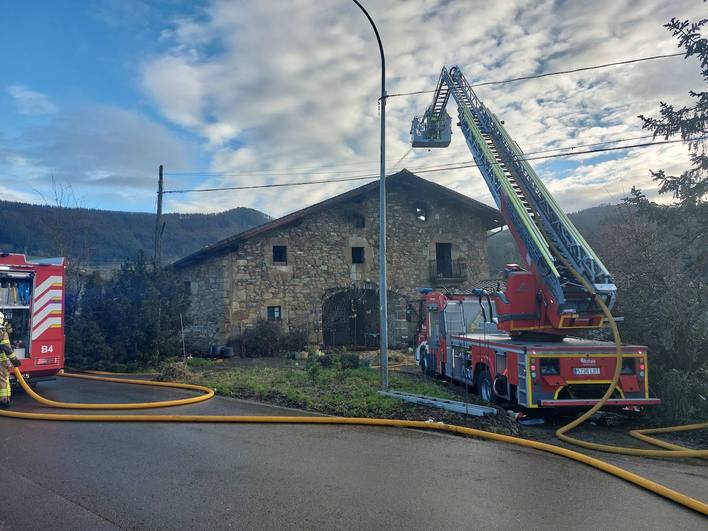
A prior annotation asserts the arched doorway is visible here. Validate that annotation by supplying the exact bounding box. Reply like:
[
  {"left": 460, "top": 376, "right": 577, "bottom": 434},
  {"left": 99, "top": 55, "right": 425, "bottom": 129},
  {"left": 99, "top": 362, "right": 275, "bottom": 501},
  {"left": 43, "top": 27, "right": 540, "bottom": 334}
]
[
  {"left": 322, "top": 286, "right": 378, "bottom": 347},
  {"left": 322, "top": 285, "right": 412, "bottom": 348}
]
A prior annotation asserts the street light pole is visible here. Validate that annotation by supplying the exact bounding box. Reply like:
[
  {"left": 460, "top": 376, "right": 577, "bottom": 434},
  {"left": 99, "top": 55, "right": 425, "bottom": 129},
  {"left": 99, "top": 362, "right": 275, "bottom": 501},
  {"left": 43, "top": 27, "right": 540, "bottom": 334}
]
[{"left": 351, "top": 0, "right": 388, "bottom": 389}]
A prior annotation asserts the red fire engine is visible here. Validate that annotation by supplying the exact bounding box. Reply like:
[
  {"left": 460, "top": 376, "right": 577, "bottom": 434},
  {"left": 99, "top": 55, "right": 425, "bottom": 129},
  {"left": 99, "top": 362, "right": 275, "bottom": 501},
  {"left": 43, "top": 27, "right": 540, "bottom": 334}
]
[
  {"left": 410, "top": 66, "right": 660, "bottom": 409},
  {"left": 1, "top": 253, "right": 66, "bottom": 385},
  {"left": 414, "top": 289, "right": 659, "bottom": 408}
]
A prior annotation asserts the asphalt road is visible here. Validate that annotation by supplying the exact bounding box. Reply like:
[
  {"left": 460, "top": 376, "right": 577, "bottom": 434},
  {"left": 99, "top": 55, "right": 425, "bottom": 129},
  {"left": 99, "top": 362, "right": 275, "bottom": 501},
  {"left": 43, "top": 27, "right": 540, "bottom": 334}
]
[{"left": 0, "top": 377, "right": 705, "bottom": 530}]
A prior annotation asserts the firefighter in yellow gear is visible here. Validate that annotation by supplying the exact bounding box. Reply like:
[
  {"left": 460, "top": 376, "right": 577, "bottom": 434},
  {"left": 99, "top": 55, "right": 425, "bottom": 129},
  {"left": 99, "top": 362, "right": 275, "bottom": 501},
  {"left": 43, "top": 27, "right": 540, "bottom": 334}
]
[{"left": 0, "top": 312, "right": 21, "bottom": 407}]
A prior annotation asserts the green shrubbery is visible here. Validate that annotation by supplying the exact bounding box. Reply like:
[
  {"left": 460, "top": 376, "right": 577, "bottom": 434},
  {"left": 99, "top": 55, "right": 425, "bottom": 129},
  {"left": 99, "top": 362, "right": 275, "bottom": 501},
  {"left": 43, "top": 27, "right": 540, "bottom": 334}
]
[
  {"left": 65, "top": 252, "right": 190, "bottom": 371},
  {"left": 650, "top": 367, "right": 708, "bottom": 425},
  {"left": 232, "top": 320, "right": 308, "bottom": 357}
]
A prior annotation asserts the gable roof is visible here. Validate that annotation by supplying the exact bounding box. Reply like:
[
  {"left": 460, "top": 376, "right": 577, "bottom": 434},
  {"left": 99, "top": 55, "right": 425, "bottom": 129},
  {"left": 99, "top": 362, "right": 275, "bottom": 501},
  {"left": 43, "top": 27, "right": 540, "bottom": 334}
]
[{"left": 172, "top": 169, "right": 502, "bottom": 269}]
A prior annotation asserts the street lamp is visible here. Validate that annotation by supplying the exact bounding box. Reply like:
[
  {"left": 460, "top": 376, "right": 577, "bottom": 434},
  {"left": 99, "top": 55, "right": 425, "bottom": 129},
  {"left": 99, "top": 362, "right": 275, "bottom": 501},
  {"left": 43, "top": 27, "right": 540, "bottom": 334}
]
[{"left": 351, "top": 0, "right": 388, "bottom": 389}]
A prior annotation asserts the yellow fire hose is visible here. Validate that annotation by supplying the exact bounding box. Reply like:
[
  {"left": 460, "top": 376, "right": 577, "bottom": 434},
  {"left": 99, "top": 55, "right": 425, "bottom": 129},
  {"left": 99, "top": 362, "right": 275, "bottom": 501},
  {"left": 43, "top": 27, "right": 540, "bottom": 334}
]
[
  {"left": 1, "top": 367, "right": 706, "bottom": 516},
  {"left": 538, "top": 230, "right": 708, "bottom": 459}
]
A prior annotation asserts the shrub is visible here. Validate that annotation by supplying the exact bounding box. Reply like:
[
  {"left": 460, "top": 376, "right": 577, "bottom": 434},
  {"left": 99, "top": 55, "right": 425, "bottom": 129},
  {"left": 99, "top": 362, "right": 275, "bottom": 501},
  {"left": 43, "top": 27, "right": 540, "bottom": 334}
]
[
  {"left": 339, "top": 352, "right": 360, "bottom": 370},
  {"left": 238, "top": 320, "right": 309, "bottom": 357},
  {"left": 650, "top": 367, "right": 708, "bottom": 424},
  {"left": 306, "top": 360, "right": 320, "bottom": 385},
  {"left": 281, "top": 328, "right": 308, "bottom": 353}
]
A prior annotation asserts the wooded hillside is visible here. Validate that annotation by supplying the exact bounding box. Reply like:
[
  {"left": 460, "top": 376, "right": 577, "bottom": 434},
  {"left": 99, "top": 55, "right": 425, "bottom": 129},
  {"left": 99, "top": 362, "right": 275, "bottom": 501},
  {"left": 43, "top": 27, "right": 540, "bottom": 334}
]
[
  {"left": 487, "top": 204, "right": 623, "bottom": 276},
  {"left": 0, "top": 201, "right": 271, "bottom": 265}
]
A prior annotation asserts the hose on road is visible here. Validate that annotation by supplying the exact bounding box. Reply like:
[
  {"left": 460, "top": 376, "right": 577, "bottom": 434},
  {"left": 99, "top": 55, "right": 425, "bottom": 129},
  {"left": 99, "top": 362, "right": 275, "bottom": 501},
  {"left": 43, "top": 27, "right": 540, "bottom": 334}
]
[
  {"left": 537, "top": 231, "right": 708, "bottom": 458},
  {"left": 1, "top": 367, "right": 706, "bottom": 516}
]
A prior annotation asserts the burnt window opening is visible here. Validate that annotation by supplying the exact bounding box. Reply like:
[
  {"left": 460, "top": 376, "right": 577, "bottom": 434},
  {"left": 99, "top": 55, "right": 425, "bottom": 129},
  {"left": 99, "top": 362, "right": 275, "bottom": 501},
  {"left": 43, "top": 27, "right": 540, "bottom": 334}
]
[
  {"left": 272, "top": 245, "right": 287, "bottom": 264},
  {"left": 267, "top": 306, "right": 282, "bottom": 321},
  {"left": 415, "top": 204, "right": 428, "bottom": 222},
  {"left": 353, "top": 214, "right": 365, "bottom": 228},
  {"left": 183, "top": 280, "right": 191, "bottom": 291},
  {"left": 352, "top": 246, "right": 365, "bottom": 264}
]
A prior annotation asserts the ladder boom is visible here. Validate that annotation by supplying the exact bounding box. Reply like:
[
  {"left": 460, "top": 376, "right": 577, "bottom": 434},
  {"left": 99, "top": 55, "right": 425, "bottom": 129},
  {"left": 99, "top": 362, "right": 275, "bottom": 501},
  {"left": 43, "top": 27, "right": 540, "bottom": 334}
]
[{"left": 411, "top": 66, "right": 617, "bottom": 334}]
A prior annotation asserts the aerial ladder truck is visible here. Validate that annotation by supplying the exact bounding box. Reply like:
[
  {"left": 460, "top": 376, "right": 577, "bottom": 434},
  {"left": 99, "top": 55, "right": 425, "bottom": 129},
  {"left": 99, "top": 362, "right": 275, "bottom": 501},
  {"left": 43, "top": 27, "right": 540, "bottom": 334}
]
[{"left": 412, "top": 66, "right": 659, "bottom": 409}]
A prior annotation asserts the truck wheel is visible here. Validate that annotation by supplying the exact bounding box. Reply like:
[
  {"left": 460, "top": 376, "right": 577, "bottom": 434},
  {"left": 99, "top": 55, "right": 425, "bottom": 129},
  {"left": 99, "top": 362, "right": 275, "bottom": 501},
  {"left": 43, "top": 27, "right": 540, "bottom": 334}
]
[{"left": 476, "top": 368, "right": 495, "bottom": 403}]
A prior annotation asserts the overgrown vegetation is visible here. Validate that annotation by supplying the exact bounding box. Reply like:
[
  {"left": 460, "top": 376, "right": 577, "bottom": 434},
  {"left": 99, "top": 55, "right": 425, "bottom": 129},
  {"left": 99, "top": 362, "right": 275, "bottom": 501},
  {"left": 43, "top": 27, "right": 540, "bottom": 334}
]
[
  {"left": 65, "top": 252, "right": 190, "bottom": 371},
  {"left": 172, "top": 355, "right": 510, "bottom": 429},
  {"left": 229, "top": 320, "right": 308, "bottom": 357},
  {"left": 605, "top": 12, "right": 707, "bottom": 423}
]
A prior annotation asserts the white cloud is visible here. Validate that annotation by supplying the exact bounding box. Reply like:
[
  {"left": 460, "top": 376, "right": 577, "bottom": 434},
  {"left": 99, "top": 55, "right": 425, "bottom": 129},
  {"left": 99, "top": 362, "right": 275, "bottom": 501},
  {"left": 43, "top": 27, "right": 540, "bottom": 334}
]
[
  {"left": 0, "top": 105, "right": 195, "bottom": 209},
  {"left": 135, "top": 0, "right": 704, "bottom": 217},
  {"left": 8, "top": 85, "right": 59, "bottom": 115}
]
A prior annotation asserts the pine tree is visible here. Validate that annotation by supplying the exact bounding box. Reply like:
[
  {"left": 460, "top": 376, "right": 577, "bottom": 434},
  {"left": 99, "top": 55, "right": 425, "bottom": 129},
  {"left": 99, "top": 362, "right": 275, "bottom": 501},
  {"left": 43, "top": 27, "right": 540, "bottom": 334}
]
[{"left": 634, "top": 11, "right": 708, "bottom": 276}]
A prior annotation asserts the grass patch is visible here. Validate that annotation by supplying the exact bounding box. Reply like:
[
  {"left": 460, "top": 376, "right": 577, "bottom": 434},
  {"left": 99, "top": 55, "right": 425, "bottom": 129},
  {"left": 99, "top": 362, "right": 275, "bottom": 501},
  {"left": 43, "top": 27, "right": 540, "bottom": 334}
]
[
  {"left": 157, "top": 355, "right": 518, "bottom": 434},
  {"left": 184, "top": 361, "right": 472, "bottom": 419}
]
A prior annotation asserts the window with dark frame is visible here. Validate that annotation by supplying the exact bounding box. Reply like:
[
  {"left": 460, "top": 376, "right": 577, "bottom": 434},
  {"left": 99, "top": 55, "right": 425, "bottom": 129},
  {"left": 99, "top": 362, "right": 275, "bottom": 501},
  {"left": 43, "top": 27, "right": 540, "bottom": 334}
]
[
  {"left": 351, "top": 246, "right": 364, "bottom": 264},
  {"left": 354, "top": 214, "right": 365, "bottom": 228},
  {"left": 272, "top": 245, "right": 287, "bottom": 264},
  {"left": 183, "top": 280, "right": 191, "bottom": 291},
  {"left": 267, "top": 306, "right": 282, "bottom": 321},
  {"left": 415, "top": 204, "right": 428, "bottom": 222}
]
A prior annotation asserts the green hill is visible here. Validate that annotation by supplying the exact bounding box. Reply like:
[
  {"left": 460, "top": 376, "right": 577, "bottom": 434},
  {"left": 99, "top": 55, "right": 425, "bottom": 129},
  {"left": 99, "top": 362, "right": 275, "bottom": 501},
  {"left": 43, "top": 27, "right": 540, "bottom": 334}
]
[
  {"left": 0, "top": 201, "right": 271, "bottom": 265},
  {"left": 487, "top": 204, "right": 625, "bottom": 276}
]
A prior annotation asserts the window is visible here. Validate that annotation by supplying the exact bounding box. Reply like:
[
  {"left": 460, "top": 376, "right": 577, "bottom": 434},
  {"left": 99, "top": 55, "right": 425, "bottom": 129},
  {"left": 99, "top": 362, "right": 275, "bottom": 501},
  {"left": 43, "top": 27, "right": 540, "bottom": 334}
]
[
  {"left": 183, "top": 280, "right": 191, "bottom": 291},
  {"left": 415, "top": 204, "right": 428, "bottom": 222},
  {"left": 351, "top": 246, "right": 364, "bottom": 264},
  {"left": 272, "top": 245, "right": 287, "bottom": 264},
  {"left": 435, "top": 242, "right": 452, "bottom": 277},
  {"left": 267, "top": 306, "right": 282, "bottom": 321},
  {"left": 353, "top": 214, "right": 365, "bottom": 228}
]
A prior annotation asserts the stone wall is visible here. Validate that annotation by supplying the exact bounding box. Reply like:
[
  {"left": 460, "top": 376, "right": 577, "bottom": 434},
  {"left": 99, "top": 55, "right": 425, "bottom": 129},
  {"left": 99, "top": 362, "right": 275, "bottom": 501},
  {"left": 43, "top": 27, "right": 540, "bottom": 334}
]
[
  {"left": 180, "top": 256, "right": 227, "bottom": 352},
  {"left": 178, "top": 182, "right": 490, "bottom": 348}
]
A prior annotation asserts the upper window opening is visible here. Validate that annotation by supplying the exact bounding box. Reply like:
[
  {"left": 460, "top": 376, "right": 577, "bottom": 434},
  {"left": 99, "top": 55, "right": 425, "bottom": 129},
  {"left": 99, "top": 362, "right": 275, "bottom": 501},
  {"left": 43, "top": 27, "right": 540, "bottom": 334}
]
[
  {"left": 415, "top": 204, "right": 428, "bottom": 222},
  {"left": 352, "top": 246, "right": 365, "bottom": 264},
  {"left": 273, "top": 245, "right": 287, "bottom": 264},
  {"left": 354, "top": 214, "right": 365, "bottom": 228},
  {"left": 267, "top": 306, "right": 282, "bottom": 321}
]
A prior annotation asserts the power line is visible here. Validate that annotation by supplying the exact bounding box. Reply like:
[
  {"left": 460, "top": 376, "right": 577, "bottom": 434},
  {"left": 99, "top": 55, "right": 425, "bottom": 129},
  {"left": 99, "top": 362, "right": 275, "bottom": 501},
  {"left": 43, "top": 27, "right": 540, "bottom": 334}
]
[
  {"left": 162, "top": 133, "right": 658, "bottom": 179},
  {"left": 400, "top": 133, "right": 658, "bottom": 173},
  {"left": 409, "top": 137, "right": 700, "bottom": 175},
  {"left": 162, "top": 136, "right": 694, "bottom": 194},
  {"left": 387, "top": 52, "right": 684, "bottom": 98}
]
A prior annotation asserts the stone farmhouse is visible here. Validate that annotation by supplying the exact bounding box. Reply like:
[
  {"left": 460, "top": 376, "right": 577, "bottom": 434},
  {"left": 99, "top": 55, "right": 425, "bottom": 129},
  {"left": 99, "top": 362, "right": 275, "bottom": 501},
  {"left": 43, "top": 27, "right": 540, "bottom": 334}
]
[{"left": 172, "top": 170, "right": 502, "bottom": 350}]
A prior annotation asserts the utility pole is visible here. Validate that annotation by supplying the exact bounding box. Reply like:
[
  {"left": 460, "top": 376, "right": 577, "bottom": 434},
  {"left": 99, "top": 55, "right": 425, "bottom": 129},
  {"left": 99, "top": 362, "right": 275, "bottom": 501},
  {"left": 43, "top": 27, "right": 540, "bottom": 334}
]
[
  {"left": 352, "top": 0, "right": 388, "bottom": 389},
  {"left": 154, "top": 164, "right": 164, "bottom": 266},
  {"left": 154, "top": 164, "right": 164, "bottom": 360}
]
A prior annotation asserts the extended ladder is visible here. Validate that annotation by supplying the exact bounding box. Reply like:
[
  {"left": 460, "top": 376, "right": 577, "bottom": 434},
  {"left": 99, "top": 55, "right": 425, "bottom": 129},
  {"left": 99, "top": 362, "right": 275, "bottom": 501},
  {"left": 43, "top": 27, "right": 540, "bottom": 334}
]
[{"left": 411, "top": 66, "right": 617, "bottom": 313}]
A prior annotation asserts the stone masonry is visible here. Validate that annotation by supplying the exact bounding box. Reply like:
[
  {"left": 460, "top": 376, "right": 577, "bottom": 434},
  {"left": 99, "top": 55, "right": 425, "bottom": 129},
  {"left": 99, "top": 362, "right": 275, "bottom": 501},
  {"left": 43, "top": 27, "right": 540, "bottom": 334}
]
[{"left": 174, "top": 171, "right": 501, "bottom": 350}]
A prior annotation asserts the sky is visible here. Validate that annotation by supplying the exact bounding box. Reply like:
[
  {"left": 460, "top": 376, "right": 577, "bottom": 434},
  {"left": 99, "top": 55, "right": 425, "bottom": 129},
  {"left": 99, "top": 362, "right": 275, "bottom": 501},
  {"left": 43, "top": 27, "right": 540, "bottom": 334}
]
[{"left": 0, "top": 0, "right": 704, "bottom": 218}]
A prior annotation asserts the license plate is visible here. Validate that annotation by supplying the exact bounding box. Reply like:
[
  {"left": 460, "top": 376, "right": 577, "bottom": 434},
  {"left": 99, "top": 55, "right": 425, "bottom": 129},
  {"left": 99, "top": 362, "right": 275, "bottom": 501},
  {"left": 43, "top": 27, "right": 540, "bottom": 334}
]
[{"left": 573, "top": 367, "right": 601, "bottom": 376}]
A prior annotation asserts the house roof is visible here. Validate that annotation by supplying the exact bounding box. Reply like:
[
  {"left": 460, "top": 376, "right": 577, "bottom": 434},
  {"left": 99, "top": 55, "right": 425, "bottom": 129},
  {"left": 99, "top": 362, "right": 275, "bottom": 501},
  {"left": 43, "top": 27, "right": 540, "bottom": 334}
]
[{"left": 172, "top": 169, "right": 502, "bottom": 269}]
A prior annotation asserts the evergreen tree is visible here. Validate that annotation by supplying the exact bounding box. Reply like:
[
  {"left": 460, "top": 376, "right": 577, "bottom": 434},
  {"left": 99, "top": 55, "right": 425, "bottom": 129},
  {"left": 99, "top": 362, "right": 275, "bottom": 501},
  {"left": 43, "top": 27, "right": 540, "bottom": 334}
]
[
  {"left": 65, "top": 252, "right": 190, "bottom": 370},
  {"left": 634, "top": 11, "right": 708, "bottom": 276}
]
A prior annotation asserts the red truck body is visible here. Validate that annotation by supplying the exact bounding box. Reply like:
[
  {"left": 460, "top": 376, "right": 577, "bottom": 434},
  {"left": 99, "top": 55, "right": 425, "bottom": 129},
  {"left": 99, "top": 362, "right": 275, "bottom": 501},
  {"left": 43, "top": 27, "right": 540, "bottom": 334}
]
[
  {"left": 415, "top": 290, "right": 659, "bottom": 409},
  {"left": 1, "top": 253, "right": 66, "bottom": 383}
]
